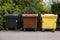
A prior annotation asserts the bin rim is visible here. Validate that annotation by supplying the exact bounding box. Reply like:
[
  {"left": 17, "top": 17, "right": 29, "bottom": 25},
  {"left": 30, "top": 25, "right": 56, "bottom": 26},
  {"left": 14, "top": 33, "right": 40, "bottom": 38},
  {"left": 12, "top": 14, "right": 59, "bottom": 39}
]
[
  {"left": 41, "top": 14, "right": 58, "bottom": 16},
  {"left": 22, "top": 14, "right": 38, "bottom": 17},
  {"left": 4, "top": 14, "right": 19, "bottom": 17}
]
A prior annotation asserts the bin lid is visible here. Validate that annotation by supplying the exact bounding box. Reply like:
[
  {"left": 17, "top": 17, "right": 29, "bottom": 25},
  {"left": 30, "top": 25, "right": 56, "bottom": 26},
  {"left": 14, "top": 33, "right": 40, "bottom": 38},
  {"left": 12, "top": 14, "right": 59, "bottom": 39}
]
[
  {"left": 41, "top": 14, "right": 58, "bottom": 16},
  {"left": 4, "top": 14, "right": 19, "bottom": 18},
  {"left": 22, "top": 14, "right": 38, "bottom": 17},
  {"left": 4, "top": 14, "right": 19, "bottom": 17}
]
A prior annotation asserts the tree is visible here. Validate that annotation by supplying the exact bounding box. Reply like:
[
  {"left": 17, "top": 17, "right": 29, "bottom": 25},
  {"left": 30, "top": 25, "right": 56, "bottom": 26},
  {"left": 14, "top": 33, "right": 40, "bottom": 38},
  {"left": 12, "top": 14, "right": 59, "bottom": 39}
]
[
  {"left": 0, "top": 0, "right": 43, "bottom": 14},
  {"left": 51, "top": 2, "right": 60, "bottom": 15},
  {"left": 42, "top": 4, "right": 51, "bottom": 13},
  {"left": 0, "top": 0, "right": 43, "bottom": 28},
  {"left": 14, "top": 0, "right": 43, "bottom": 14},
  {"left": 51, "top": 2, "right": 60, "bottom": 27}
]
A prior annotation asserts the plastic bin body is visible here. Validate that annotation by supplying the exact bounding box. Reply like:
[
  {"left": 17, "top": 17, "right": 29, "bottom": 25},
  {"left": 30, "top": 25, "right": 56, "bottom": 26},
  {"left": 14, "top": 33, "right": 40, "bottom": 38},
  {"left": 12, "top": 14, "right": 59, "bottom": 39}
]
[
  {"left": 4, "top": 14, "right": 19, "bottom": 29},
  {"left": 22, "top": 14, "right": 38, "bottom": 29},
  {"left": 41, "top": 14, "right": 58, "bottom": 30}
]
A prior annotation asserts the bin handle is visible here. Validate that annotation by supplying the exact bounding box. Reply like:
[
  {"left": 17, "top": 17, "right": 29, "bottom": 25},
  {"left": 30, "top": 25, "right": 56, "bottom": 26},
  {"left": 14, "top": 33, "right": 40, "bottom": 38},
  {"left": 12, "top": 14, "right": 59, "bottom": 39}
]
[{"left": 16, "top": 20, "right": 18, "bottom": 22}]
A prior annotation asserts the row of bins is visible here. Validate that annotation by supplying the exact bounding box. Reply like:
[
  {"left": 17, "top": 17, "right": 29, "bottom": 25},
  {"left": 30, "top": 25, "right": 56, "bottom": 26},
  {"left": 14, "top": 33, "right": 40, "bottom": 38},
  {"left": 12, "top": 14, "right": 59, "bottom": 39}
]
[{"left": 3, "top": 14, "right": 58, "bottom": 31}]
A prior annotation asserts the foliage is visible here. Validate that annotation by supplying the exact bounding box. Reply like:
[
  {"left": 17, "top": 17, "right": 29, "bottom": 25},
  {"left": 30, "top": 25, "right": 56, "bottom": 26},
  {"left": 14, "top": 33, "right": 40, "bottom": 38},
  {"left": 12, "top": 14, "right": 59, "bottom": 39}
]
[
  {"left": 42, "top": 3, "right": 51, "bottom": 13},
  {"left": 0, "top": 0, "right": 43, "bottom": 29},
  {"left": 0, "top": 15, "right": 4, "bottom": 29},
  {"left": 14, "top": 0, "right": 43, "bottom": 14},
  {"left": 51, "top": 2, "right": 60, "bottom": 15},
  {"left": 51, "top": 2, "right": 60, "bottom": 26},
  {"left": 0, "top": 0, "right": 43, "bottom": 14}
]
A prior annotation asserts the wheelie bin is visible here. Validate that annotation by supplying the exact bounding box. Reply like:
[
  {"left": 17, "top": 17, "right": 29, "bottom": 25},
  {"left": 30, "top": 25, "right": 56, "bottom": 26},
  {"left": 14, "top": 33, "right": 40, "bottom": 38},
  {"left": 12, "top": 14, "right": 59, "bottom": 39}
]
[
  {"left": 4, "top": 14, "right": 19, "bottom": 30},
  {"left": 22, "top": 14, "right": 38, "bottom": 31},
  {"left": 41, "top": 14, "right": 58, "bottom": 31}
]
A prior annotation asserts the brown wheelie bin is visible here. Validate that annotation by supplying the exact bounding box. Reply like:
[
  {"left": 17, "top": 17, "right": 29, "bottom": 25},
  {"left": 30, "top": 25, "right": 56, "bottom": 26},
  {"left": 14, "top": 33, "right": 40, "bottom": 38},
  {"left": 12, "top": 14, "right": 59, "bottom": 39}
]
[{"left": 22, "top": 14, "right": 38, "bottom": 31}]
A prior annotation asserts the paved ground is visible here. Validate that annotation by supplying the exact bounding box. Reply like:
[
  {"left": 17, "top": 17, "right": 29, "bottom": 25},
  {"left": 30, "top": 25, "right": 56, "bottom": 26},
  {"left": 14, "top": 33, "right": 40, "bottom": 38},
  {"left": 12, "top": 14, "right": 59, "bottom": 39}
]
[{"left": 0, "top": 31, "right": 60, "bottom": 40}]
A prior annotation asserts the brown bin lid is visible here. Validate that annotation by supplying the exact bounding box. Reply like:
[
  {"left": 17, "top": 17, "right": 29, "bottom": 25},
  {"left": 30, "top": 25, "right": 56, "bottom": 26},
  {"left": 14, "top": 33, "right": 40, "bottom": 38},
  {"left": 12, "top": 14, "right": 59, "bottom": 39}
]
[{"left": 22, "top": 14, "right": 38, "bottom": 17}]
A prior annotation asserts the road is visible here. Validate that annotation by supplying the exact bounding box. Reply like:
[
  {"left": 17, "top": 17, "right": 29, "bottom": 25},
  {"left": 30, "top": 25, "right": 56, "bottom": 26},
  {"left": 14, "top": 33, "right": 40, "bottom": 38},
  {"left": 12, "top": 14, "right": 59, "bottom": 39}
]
[{"left": 0, "top": 31, "right": 60, "bottom": 40}]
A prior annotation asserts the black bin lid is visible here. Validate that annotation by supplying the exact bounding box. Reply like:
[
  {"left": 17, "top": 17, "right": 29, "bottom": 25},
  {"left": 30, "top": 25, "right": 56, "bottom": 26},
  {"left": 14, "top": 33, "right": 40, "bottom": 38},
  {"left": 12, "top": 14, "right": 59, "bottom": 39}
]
[{"left": 4, "top": 14, "right": 19, "bottom": 18}]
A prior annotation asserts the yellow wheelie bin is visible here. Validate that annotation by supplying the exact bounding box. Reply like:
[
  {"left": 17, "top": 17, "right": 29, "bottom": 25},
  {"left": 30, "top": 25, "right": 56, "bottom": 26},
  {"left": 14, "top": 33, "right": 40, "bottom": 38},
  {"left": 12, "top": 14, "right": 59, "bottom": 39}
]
[{"left": 41, "top": 14, "right": 58, "bottom": 31}]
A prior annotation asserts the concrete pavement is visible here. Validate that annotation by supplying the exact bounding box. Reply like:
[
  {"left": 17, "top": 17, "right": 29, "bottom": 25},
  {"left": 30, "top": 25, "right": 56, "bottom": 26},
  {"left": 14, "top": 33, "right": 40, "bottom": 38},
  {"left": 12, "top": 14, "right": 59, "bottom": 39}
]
[{"left": 0, "top": 31, "right": 60, "bottom": 40}]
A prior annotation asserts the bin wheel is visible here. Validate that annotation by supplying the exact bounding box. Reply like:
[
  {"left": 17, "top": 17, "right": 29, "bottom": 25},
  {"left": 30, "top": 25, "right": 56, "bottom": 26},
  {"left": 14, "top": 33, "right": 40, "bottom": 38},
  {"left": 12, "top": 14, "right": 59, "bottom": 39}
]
[
  {"left": 52, "top": 29, "right": 55, "bottom": 32},
  {"left": 34, "top": 29, "right": 36, "bottom": 31},
  {"left": 6, "top": 28, "right": 8, "bottom": 31},
  {"left": 20, "top": 28, "right": 23, "bottom": 31},
  {"left": 42, "top": 29, "right": 44, "bottom": 31},
  {"left": 15, "top": 28, "right": 17, "bottom": 30},
  {"left": 24, "top": 29, "right": 26, "bottom": 31}
]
